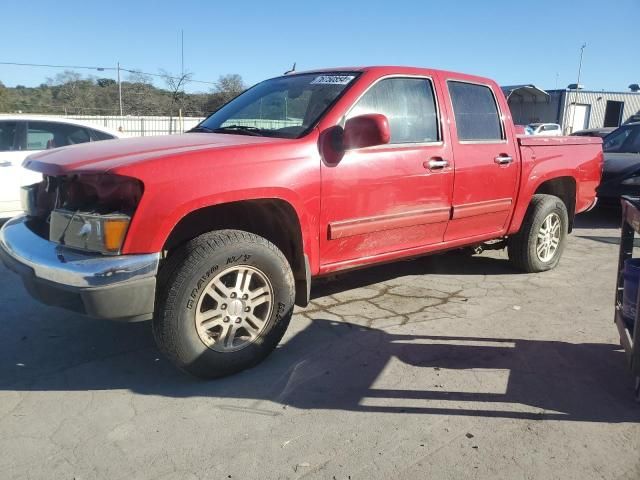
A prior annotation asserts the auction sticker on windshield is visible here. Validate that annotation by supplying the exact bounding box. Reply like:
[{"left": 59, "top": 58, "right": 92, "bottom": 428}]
[{"left": 310, "top": 75, "right": 355, "bottom": 85}]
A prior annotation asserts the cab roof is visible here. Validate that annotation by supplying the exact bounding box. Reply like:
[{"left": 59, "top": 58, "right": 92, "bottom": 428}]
[{"left": 285, "top": 66, "right": 497, "bottom": 85}]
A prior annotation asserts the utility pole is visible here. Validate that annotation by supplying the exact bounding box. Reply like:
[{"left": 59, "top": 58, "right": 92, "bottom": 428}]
[
  {"left": 181, "top": 29, "right": 184, "bottom": 77},
  {"left": 568, "top": 43, "right": 586, "bottom": 134},
  {"left": 117, "top": 62, "right": 123, "bottom": 116}
]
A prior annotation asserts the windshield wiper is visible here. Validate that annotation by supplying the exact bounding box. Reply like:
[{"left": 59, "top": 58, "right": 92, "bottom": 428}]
[
  {"left": 212, "top": 125, "right": 266, "bottom": 136},
  {"left": 188, "top": 125, "right": 214, "bottom": 133}
]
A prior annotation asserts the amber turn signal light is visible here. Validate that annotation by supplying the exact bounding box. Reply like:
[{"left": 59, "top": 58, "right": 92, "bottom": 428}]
[{"left": 104, "top": 218, "right": 131, "bottom": 252}]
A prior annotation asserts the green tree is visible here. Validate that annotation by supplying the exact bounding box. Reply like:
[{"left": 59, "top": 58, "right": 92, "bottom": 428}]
[
  {"left": 0, "top": 70, "right": 246, "bottom": 117},
  {"left": 97, "top": 78, "right": 117, "bottom": 88}
]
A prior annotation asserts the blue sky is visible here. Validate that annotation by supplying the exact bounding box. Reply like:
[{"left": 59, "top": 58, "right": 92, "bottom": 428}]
[{"left": 1, "top": 0, "right": 638, "bottom": 92}]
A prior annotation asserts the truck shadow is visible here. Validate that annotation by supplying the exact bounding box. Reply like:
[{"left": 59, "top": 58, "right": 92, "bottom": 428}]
[
  {"left": 1, "top": 242, "right": 637, "bottom": 424},
  {"left": 311, "top": 253, "right": 518, "bottom": 299},
  {"left": 1, "top": 315, "right": 638, "bottom": 424}
]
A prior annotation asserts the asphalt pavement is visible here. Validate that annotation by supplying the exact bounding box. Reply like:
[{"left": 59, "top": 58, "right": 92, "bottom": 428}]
[{"left": 1, "top": 205, "right": 639, "bottom": 480}]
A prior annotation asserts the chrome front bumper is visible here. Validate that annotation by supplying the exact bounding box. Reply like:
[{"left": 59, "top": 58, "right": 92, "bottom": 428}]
[{"left": 0, "top": 216, "right": 160, "bottom": 321}]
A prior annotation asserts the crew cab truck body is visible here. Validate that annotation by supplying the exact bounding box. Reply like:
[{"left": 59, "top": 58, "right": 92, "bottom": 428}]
[{"left": 0, "top": 67, "right": 602, "bottom": 378}]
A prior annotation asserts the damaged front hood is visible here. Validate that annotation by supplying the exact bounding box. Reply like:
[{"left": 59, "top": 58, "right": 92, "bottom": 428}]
[{"left": 23, "top": 133, "right": 290, "bottom": 176}]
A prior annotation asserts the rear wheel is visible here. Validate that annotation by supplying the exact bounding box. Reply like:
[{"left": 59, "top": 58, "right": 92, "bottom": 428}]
[
  {"left": 153, "top": 230, "right": 295, "bottom": 379},
  {"left": 508, "top": 194, "right": 569, "bottom": 273}
]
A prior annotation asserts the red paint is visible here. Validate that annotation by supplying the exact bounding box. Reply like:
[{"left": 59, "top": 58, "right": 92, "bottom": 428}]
[
  {"left": 452, "top": 199, "right": 513, "bottom": 219},
  {"left": 328, "top": 207, "right": 451, "bottom": 240},
  {"left": 24, "top": 66, "right": 603, "bottom": 277},
  {"left": 342, "top": 113, "right": 391, "bottom": 150}
]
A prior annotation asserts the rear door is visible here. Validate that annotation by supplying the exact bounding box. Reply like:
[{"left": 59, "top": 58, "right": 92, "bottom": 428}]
[
  {"left": 319, "top": 75, "right": 454, "bottom": 268},
  {"left": 442, "top": 79, "right": 519, "bottom": 241}
]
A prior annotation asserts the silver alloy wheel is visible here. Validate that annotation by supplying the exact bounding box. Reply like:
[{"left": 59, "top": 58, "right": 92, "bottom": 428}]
[
  {"left": 535, "top": 212, "right": 561, "bottom": 262},
  {"left": 195, "top": 265, "right": 274, "bottom": 352}
]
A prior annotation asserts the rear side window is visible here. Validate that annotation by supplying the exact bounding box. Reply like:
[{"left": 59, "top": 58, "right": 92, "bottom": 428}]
[
  {"left": 448, "top": 81, "right": 503, "bottom": 141},
  {"left": 0, "top": 121, "right": 18, "bottom": 152},
  {"left": 347, "top": 77, "right": 439, "bottom": 144},
  {"left": 89, "top": 129, "right": 116, "bottom": 141},
  {"left": 68, "top": 127, "right": 91, "bottom": 144}
]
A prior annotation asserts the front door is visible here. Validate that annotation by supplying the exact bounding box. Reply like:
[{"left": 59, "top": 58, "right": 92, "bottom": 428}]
[
  {"left": 319, "top": 76, "right": 454, "bottom": 270},
  {"left": 442, "top": 79, "right": 519, "bottom": 241}
]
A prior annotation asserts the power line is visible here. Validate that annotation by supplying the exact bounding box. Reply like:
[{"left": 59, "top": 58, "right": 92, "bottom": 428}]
[
  {"left": 0, "top": 61, "right": 217, "bottom": 85},
  {"left": 0, "top": 61, "right": 114, "bottom": 71}
]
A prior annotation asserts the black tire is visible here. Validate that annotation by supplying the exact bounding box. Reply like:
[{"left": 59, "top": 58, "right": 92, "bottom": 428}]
[
  {"left": 153, "top": 229, "right": 295, "bottom": 379},
  {"left": 508, "top": 194, "right": 569, "bottom": 273}
]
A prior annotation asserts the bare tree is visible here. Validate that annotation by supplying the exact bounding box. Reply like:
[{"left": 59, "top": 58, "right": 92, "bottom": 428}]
[
  {"left": 161, "top": 69, "right": 193, "bottom": 116},
  {"left": 204, "top": 74, "right": 246, "bottom": 112},
  {"left": 0, "top": 81, "right": 7, "bottom": 111},
  {"left": 46, "top": 70, "right": 97, "bottom": 114},
  {"left": 214, "top": 74, "right": 245, "bottom": 103},
  {"left": 122, "top": 71, "right": 159, "bottom": 115}
]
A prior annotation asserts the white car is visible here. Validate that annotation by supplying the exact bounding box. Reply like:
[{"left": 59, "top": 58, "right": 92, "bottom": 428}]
[
  {"left": 0, "top": 115, "right": 123, "bottom": 219},
  {"left": 526, "top": 123, "right": 563, "bottom": 136}
]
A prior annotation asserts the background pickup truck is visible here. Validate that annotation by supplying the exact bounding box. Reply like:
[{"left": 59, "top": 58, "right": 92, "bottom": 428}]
[{"left": 0, "top": 66, "right": 602, "bottom": 378}]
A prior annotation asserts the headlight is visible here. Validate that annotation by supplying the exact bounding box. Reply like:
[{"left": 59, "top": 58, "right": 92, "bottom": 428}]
[
  {"left": 50, "top": 209, "right": 131, "bottom": 255},
  {"left": 621, "top": 176, "right": 640, "bottom": 185},
  {"left": 26, "top": 173, "right": 143, "bottom": 255}
]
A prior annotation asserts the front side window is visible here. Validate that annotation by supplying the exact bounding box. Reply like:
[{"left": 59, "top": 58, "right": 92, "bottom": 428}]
[
  {"left": 448, "top": 81, "right": 503, "bottom": 141},
  {"left": 26, "top": 121, "right": 96, "bottom": 150},
  {"left": 198, "top": 72, "right": 359, "bottom": 139},
  {"left": 347, "top": 77, "right": 439, "bottom": 144},
  {"left": 0, "top": 121, "right": 18, "bottom": 152}
]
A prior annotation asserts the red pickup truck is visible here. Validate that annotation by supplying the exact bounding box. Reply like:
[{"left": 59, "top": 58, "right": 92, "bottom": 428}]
[{"left": 0, "top": 66, "right": 602, "bottom": 378}]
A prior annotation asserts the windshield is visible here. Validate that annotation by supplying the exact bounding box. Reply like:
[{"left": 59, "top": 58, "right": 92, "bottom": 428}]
[
  {"left": 195, "top": 72, "right": 360, "bottom": 139},
  {"left": 604, "top": 125, "right": 640, "bottom": 153}
]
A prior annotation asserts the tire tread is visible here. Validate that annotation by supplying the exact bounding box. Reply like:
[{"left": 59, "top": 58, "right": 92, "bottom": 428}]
[
  {"left": 154, "top": 229, "right": 294, "bottom": 378},
  {"left": 508, "top": 194, "right": 568, "bottom": 273}
]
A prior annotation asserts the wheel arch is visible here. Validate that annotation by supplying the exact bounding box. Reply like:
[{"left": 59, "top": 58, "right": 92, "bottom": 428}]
[
  {"left": 509, "top": 174, "right": 577, "bottom": 234},
  {"left": 161, "top": 198, "right": 311, "bottom": 306},
  {"left": 532, "top": 176, "right": 576, "bottom": 232}
]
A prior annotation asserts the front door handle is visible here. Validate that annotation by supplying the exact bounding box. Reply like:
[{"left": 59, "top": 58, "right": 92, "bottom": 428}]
[
  {"left": 425, "top": 158, "right": 449, "bottom": 170},
  {"left": 0, "top": 160, "right": 12, "bottom": 167},
  {"left": 494, "top": 155, "right": 513, "bottom": 165}
]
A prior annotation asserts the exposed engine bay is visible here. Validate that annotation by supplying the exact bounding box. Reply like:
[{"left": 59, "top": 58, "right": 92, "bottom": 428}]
[{"left": 23, "top": 174, "right": 143, "bottom": 254}]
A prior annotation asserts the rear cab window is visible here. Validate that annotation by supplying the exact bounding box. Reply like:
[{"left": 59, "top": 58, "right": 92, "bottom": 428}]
[{"left": 447, "top": 81, "right": 504, "bottom": 142}]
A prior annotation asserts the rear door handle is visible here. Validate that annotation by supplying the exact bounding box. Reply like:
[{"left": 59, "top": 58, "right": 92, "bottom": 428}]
[
  {"left": 494, "top": 155, "right": 513, "bottom": 165},
  {"left": 0, "top": 160, "right": 12, "bottom": 167},
  {"left": 425, "top": 158, "right": 449, "bottom": 170}
]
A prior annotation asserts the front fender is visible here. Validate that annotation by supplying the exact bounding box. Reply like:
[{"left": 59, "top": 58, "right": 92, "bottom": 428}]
[{"left": 122, "top": 186, "right": 320, "bottom": 275}]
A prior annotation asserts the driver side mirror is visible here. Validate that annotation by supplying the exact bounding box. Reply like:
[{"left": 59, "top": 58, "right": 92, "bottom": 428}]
[
  {"left": 319, "top": 113, "right": 391, "bottom": 166},
  {"left": 342, "top": 114, "right": 391, "bottom": 150}
]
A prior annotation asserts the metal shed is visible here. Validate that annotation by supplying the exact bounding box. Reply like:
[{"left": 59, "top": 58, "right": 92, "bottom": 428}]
[{"left": 503, "top": 85, "right": 640, "bottom": 134}]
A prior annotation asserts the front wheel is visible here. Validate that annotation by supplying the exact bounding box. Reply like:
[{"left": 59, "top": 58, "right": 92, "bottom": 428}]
[
  {"left": 153, "top": 230, "right": 295, "bottom": 379},
  {"left": 508, "top": 194, "right": 569, "bottom": 273}
]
